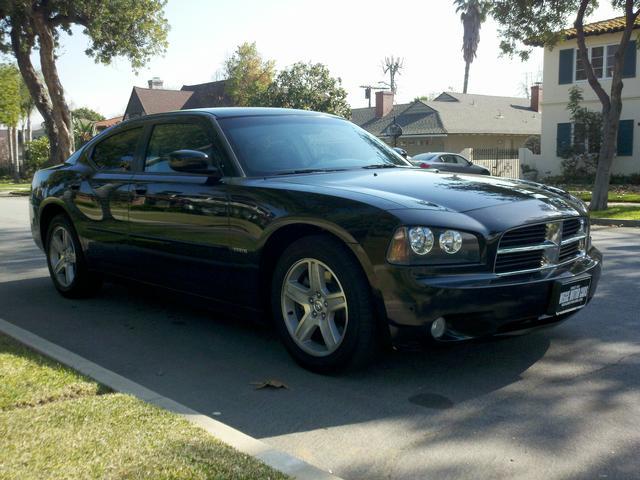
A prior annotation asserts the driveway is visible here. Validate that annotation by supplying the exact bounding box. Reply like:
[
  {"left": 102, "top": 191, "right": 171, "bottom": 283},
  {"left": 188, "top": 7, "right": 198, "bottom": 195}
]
[{"left": 1, "top": 196, "right": 639, "bottom": 479}]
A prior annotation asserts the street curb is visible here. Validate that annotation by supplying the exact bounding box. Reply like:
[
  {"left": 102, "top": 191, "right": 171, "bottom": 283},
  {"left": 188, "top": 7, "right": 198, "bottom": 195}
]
[
  {"left": 590, "top": 218, "right": 640, "bottom": 227},
  {"left": 0, "top": 318, "right": 341, "bottom": 480}
]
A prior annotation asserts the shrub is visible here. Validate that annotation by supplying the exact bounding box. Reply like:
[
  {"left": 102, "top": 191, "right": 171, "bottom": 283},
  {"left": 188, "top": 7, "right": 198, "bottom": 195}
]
[{"left": 24, "top": 136, "right": 50, "bottom": 176}]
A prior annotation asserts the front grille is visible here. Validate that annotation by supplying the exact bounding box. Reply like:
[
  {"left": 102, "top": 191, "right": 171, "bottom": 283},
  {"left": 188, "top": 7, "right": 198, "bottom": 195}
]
[
  {"left": 495, "top": 217, "right": 587, "bottom": 276},
  {"left": 499, "top": 223, "right": 547, "bottom": 248},
  {"left": 495, "top": 250, "right": 544, "bottom": 274},
  {"left": 563, "top": 218, "right": 581, "bottom": 237},
  {"left": 559, "top": 241, "right": 580, "bottom": 262}
]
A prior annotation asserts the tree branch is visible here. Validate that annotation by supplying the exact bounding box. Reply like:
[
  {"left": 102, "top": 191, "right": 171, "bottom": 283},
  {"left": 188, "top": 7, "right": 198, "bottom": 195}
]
[
  {"left": 50, "top": 13, "right": 89, "bottom": 28},
  {"left": 574, "top": 0, "right": 610, "bottom": 110}
]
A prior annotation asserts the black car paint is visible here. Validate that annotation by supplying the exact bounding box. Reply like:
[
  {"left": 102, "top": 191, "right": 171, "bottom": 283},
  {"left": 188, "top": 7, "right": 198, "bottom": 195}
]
[{"left": 30, "top": 108, "right": 601, "bottom": 343}]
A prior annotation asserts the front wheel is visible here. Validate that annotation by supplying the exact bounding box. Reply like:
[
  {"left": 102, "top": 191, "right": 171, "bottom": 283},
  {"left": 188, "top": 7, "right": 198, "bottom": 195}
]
[{"left": 271, "top": 235, "right": 377, "bottom": 372}]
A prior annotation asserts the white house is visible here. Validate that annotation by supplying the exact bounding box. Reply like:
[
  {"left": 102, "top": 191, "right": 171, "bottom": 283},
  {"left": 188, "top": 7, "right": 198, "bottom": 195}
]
[{"left": 530, "top": 16, "right": 639, "bottom": 177}]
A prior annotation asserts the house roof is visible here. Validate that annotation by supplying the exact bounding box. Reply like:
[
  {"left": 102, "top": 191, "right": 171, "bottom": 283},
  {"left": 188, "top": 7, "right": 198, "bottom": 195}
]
[
  {"left": 94, "top": 116, "right": 123, "bottom": 129},
  {"left": 131, "top": 86, "right": 194, "bottom": 115},
  {"left": 529, "top": 16, "right": 640, "bottom": 46},
  {"left": 181, "top": 80, "right": 233, "bottom": 109},
  {"left": 351, "top": 92, "right": 540, "bottom": 137}
]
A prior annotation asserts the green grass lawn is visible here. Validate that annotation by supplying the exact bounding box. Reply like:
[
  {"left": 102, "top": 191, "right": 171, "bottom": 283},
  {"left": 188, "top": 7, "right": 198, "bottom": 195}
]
[
  {"left": 590, "top": 205, "right": 640, "bottom": 220},
  {"left": 0, "top": 181, "right": 30, "bottom": 191},
  {"left": 0, "top": 334, "right": 289, "bottom": 480},
  {"left": 570, "top": 190, "right": 640, "bottom": 203}
]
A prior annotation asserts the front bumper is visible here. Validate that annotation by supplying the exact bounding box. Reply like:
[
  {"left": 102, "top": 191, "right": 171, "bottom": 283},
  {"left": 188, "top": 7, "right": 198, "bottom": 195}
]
[{"left": 379, "top": 246, "right": 602, "bottom": 343}]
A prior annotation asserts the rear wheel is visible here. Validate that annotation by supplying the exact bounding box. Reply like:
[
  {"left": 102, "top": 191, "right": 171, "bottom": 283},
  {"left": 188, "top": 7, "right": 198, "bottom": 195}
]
[
  {"left": 271, "top": 235, "right": 377, "bottom": 372},
  {"left": 45, "top": 214, "right": 102, "bottom": 298}
]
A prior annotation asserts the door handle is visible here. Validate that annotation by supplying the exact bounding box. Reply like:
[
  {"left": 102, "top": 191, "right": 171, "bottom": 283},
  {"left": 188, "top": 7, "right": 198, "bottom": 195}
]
[{"left": 134, "top": 185, "right": 147, "bottom": 195}]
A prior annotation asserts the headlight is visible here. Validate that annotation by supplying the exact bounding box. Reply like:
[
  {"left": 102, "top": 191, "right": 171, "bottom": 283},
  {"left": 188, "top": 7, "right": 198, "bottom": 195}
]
[
  {"left": 439, "top": 230, "right": 462, "bottom": 254},
  {"left": 387, "top": 226, "right": 481, "bottom": 265},
  {"left": 408, "top": 227, "right": 434, "bottom": 255}
]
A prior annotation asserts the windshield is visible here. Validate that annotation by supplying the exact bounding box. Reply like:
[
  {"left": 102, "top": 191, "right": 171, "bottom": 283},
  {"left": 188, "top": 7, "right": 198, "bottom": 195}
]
[{"left": 218, "top": 114, "right": 411, "bottom": 176}]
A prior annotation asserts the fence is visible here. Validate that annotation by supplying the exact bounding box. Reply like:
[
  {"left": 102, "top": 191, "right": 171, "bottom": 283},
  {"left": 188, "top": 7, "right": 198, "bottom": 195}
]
[{"left": 467, "top": 148, "right": 520, "bottom": 179}]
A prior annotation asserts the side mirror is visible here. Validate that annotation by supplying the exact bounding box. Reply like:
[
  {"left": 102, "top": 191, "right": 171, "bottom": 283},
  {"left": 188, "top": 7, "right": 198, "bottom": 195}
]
[
  {"left": 169, "top": 150, "right": 220, "bottom": 176},
  {"left": 392, "top": 147, "right": 408, "bottom": 159}
]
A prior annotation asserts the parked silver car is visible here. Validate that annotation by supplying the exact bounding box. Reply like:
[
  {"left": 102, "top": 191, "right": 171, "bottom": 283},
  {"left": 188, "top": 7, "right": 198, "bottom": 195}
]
[{"left": 411, "top": 152, "right": 491, "bottom": 175}]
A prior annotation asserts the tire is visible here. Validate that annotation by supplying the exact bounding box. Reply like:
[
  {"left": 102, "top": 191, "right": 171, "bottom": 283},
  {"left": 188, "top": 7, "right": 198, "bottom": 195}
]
[
  {"left": 271, "top": 235, "right": 377, "bottom": 372},
  {"left": 45, "top": 214, "right": 102, "bottom": 298}
]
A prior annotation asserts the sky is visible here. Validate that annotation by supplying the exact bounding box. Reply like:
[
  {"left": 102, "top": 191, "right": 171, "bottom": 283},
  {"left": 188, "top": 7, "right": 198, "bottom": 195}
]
[{"left": 14, "top": 0, "right": 622, "bottom": 122}]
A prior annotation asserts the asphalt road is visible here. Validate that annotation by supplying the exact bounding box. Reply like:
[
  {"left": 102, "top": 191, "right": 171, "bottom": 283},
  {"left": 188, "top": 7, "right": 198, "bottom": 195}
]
[{"left": 1, "top": 196, "right": 639, "bottom": 480}]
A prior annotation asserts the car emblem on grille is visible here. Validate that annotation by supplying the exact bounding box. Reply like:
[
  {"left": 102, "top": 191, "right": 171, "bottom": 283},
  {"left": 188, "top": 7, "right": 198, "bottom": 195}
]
[{"left": 542, "top": 221, "right": 562, "bottom": 265}]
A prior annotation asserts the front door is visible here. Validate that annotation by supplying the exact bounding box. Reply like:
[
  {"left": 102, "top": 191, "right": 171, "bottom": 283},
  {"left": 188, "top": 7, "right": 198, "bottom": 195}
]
[{"left": 127, "top": 116, "right": 231, "bottom": 300}]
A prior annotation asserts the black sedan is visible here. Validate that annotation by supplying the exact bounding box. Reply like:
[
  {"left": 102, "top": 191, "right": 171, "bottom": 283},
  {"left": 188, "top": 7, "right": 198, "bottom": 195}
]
[
  {"left": 30, "top": 108, "right": 601, "bottom": 372},
  {"left": 411, "top": 152, "right": 491, "bottom": 175}
]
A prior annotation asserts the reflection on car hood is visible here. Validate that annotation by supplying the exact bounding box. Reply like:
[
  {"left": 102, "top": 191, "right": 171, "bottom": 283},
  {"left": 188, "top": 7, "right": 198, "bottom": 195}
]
[{"left": 273, "top": 168, "right": 585, "bottom": 214}]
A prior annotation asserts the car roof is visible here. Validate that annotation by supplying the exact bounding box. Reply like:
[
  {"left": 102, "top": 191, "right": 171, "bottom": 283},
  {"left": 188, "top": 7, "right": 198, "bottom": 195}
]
[{"left": 154, "top": 107, "right": 338, "bottom": 119}]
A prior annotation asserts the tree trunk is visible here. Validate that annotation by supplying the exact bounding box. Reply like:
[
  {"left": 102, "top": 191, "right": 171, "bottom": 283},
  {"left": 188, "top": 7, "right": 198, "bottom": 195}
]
[
  {"left": 9, "top": 25, "right": 60, "bottom": 166},
  {"left": 33, "top": 12, "right": 74, "bottom": 162},
  {"left": 591, "top": 90, "right": 623, "bottom": 211},
  {"left": 7, "top": 129, "right": 14, "bottom": 178},
  {"left": 463, "top": 61, "right": 470, "bottom": 94},
  {"left": 13, "top": 127, "right": 21, "bottom": 178}
]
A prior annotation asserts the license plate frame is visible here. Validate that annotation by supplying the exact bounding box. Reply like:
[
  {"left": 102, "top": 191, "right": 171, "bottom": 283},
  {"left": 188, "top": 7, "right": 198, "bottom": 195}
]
[{"left": 549, "top": 275, "right": 591, "bottom": 315}]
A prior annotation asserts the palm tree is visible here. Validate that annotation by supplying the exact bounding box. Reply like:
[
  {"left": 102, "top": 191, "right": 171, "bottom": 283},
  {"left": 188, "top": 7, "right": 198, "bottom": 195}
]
[{"left": 454, "top": 0, "right": 490, "bottom": 94}]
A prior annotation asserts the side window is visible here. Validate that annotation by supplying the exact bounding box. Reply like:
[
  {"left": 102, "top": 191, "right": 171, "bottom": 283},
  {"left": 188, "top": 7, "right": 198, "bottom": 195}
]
[
  {"left": 92, "top": 128, "right": 142, "bottom": 171},
  {"left": 144, "top": 122, "right": 223, "bottom": 173},
  {"left": 455, "top": 155, "right": 470, "bottom": 165},
  {"left": 441, "top": 155, "right": 456, "bottom": 164}
]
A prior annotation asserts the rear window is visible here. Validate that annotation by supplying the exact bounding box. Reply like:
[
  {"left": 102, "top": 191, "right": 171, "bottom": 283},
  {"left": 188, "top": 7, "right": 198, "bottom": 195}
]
[
  {"left": 413, "top": 153, "right": 437, "bottom": 161},
  {"left": 92, "top": 128, "right": 142, "bottom": 171}
]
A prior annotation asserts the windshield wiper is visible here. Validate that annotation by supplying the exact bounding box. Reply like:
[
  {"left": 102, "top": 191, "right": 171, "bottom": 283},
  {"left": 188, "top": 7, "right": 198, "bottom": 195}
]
[
  {"left": 275, "top": 168, "right": 346, "bottom": 175},
  {"left": 362, "top": 163, "right": 398, "bottom": 169}
]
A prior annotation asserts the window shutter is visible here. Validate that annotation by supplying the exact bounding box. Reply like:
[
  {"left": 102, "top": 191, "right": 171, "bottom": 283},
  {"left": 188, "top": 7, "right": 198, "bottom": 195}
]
[
  {"left": 617, "top": 119, "right": 634, "bottom": 156},
  {"left": 559, "top": 49, "right": 574, "bottom": 84},
  {"left": 623, "top": 40, "right": 637, "bottom": 78},
  {"left": 557, "top": 123, "right": 572, "bottom": 156}
]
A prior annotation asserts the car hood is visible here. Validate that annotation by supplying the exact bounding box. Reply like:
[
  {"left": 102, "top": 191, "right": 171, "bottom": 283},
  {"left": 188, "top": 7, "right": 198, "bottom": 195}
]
[{"left": 273, "top": 168, "right": 585, "bottom": 214}]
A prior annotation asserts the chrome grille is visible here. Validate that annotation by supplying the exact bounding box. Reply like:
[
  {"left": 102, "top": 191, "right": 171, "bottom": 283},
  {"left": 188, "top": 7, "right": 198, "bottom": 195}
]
[
  {"left": 495, "top": 217, "right": 587, "bottom": 276},
  {"left": 495, "top": 250, "right": 544, "bottom": 274},
  {"left": 499, "top": 223, "right": 547, "bottom": 248}
]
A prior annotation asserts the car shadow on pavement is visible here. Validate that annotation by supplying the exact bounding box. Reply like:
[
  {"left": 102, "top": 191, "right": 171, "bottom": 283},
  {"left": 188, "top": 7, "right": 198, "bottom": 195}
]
[{"left": 0, "top": 274, "right": 550, "bottom": 433}]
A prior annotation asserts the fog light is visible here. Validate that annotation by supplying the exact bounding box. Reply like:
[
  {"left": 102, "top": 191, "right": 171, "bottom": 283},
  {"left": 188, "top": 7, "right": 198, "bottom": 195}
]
[{"left": 430, "top": 317, "right": 446, "bottom": 339}]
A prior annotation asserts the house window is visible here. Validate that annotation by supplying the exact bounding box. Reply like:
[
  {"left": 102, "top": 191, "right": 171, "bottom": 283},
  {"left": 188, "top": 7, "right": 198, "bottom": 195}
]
[
  {"left": 557, "top": 120, "right": 634, "bottom": 157},
  {"left": 606, "top": 44, "right": 618, "bottom": 77},
  {"left": 560, "top": 41, "right": 636, "bottom": 84},
  {"left": 575, "top": 44, "right": 615, "bottom": 80}
]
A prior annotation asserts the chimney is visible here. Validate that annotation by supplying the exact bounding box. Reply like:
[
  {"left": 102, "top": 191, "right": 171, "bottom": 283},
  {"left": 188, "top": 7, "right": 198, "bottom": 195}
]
[
  {"left": 530, "top": 83, "right": 542, "bottom": 113},
  {"left": 375, "top": 90, "right": 394, "bottom": 118},
  {"left": 148, "top": 77, "right": 164, "bottom": 89}
]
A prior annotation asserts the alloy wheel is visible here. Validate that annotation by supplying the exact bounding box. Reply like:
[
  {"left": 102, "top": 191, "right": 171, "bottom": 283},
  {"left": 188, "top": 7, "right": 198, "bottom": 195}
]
[
  {"left": 281, "top": 258, "right": 349, "bottom": 357},
  {"left": 48, "top": 225, "right": 77, "bottom": 288}
]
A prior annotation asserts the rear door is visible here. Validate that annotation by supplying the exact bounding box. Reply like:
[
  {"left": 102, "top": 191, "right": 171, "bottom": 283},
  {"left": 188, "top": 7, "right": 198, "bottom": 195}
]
[
  {"left": 72, "top": 126, "right": 142, "bottom": 272},
  {"left": 126, "top": 114, "right": 232, "bottom": 300}
]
